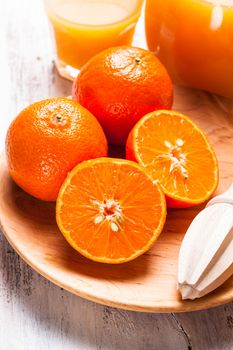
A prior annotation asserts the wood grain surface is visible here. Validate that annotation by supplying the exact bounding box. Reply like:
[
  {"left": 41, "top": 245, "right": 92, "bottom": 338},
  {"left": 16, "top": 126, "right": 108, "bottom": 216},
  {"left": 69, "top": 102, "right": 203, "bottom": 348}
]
[
  {"left": 0, "top": 0, "right": 233, "bottom": 349},
  {"left": 0, "top": 118, "right": 232, "bottom": 312}
]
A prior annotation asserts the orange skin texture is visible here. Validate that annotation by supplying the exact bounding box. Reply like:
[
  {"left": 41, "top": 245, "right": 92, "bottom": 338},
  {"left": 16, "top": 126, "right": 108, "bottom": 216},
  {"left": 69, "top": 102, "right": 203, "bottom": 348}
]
[
  {"left": 72, "top": 46, "right": 173, "bottom": 145},
  {"left": 6, "top": 98, "right": 108, "bottom": 201}
]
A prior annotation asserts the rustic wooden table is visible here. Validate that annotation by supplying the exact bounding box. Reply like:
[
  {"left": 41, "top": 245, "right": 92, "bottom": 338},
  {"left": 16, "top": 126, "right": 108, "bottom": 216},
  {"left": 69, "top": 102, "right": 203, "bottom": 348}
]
[{"left": 0, "top": 0, "right": 232, "bottom": 349}]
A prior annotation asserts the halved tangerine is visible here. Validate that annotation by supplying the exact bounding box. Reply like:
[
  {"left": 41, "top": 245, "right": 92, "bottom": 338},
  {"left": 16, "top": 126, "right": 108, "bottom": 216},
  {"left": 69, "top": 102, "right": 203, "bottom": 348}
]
[
  {"left": 56, "top": 158, "right": 166, "bottom": 263},
  {"left": 126, "top": 110, "right": 219, "bottom": 208}
]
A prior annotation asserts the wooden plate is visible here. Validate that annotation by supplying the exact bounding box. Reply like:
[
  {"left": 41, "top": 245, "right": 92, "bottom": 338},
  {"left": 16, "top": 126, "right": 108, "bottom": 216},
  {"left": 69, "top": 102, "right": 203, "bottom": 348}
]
[{"left": 0, "top": 86, "right": 233, "bottom": 313}]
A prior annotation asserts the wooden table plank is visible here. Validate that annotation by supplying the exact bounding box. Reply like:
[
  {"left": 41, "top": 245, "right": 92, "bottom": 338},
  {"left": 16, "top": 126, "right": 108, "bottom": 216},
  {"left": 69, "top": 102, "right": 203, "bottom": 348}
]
[{"left": 0, "top": 0, "right": 232, "bottom": 349}]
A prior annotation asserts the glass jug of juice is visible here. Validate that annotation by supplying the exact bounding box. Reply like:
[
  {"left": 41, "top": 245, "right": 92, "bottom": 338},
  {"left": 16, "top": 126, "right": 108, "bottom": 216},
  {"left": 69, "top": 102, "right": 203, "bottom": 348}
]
[
  {"left": 145, "top": 0, "right": 233, "bottom": 99},
  {"left": 45, "top": 0, "right": 143, "bottom": 80}
]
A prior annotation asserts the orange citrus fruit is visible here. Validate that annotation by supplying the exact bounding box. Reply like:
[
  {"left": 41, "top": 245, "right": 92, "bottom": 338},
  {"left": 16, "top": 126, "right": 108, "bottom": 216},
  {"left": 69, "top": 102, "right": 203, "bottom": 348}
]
[
  {"left": 6, "top": 98, "right": 108, "bottom": 201},
  {"left": 72, "top": 46, "right": 173, "bottom": 145},
  {"left": 56, "top": 158, "right": 166, "bottom": 263},
  {"left": 126, "top": 110, "right": 219, "bottom": 208}
]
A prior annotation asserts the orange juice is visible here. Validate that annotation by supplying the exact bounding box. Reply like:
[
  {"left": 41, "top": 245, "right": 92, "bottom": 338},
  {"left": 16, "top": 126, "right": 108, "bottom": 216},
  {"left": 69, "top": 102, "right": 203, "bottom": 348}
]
[
  {"left": 45, "top": 0, "right": 142, "bottom": 79},
  {"left": 145, "top": 0, "right": 233, "bottom": 99}
]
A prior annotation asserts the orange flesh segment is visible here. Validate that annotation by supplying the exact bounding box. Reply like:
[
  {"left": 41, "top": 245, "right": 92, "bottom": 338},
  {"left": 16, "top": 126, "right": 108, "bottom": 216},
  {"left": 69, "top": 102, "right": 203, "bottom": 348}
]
[
  {"left": 133, "top": 111, "right": 218, "bottom": 203},
  {"left": 56, "top": 158, "right": 166, "bottom": 263}
]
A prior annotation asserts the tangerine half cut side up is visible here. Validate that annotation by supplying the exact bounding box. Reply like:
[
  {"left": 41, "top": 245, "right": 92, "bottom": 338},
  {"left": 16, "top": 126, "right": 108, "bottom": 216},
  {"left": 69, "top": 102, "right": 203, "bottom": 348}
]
[
  {"left": 126, "top": 110, "right": 219, "bottom": 208},
  {"left": 56, "top": 158, "right": 166, "bottom": 263}
]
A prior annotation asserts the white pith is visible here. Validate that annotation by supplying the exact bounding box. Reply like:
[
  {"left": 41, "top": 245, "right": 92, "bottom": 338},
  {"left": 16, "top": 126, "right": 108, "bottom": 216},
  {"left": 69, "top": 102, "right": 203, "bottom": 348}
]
[
  {"left": 164, "top": 139, "right": 188, "bottom": 179},
  {"left": 92, "top": 199, "right": 123, "bottom": 232}
]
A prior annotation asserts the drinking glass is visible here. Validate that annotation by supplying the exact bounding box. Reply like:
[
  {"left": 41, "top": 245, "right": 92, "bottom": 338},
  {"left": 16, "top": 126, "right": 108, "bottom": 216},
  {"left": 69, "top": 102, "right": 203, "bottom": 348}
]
[{"left": 45, "top": 0, "right": 143, "bottom": 80}]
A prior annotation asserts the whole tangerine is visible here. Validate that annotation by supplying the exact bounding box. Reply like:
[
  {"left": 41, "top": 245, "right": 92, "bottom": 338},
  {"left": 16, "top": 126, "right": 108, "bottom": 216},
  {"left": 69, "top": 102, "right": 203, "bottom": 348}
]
[
  {"left": 73, "top": 46, "right": 173, "bottom": 145},
  {"left": 6, "top": 97, "right": 108, "bottom": 201}
]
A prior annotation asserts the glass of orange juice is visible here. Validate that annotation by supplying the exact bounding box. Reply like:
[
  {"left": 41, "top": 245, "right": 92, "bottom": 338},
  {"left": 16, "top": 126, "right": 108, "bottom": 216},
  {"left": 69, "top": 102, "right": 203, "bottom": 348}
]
[
  {"left": 44, "top": 0, "right": 143, "bottom": 80},
  {"left": 145, "top": 0, "right": 233, "bottom": 99}
]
